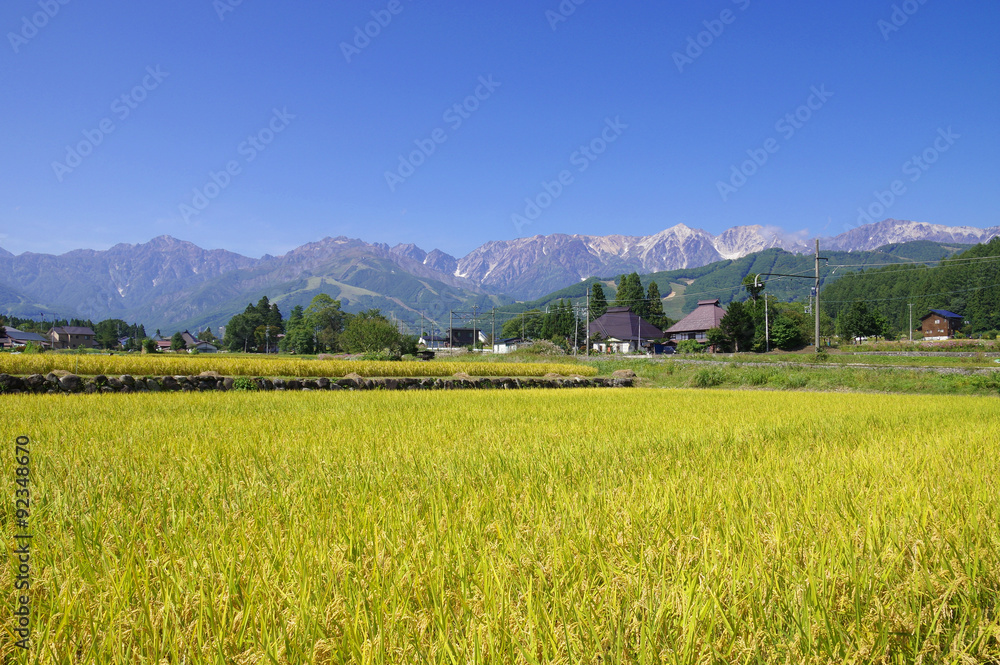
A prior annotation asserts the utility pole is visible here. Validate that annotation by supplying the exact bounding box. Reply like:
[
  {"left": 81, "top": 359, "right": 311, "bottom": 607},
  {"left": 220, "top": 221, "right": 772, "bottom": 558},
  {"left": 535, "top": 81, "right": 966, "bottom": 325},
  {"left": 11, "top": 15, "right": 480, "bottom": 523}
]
[
  {"left": 765, "top": 294, "right": 770, "bottom": 353},
  {"left": 491, "top": 308, "right": 495, "bottom": 352},
  {"left": 449, "top": 311, "right": 453, "bottom": 349},
  {"left": 755, "top": 275, "right": 769, "bottom": 353},
  {"left": 573, "top": 303, "right": 578, "bottom": 355},
  {"left": 908, "top": 303, "right": 913, "bottom": 341},
  {"left": 472, "top": 304, "right": 478, "bottom": 351},
  {"left": 814, "top": 239, "right": 823, "bottom": 352},
  {"left": 586, "top": 286, "right": 590, "bottom": 357}
]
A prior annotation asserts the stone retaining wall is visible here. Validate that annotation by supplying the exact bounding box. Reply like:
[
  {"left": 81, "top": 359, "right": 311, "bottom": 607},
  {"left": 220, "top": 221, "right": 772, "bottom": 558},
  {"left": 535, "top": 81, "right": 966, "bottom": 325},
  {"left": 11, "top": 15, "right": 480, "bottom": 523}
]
[{"left": 0, "top": 373, "right": 633, "bottom": 395}]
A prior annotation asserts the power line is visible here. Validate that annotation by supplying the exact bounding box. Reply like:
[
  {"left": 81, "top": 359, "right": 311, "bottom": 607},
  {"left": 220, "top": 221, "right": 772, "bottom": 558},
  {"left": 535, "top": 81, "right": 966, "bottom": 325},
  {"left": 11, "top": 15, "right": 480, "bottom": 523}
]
[
  {"left": 827, "top": 253, "right": 1000, "bottom": 269},
  {"left": 822, "top": 281, "right": 1000, "bottom": 304}
]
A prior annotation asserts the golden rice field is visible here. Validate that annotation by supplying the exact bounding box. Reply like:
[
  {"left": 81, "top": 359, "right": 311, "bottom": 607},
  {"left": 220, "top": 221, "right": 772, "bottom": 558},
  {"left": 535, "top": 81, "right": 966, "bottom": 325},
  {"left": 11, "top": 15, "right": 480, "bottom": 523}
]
[
  {"left": 2, "top": 389, "right": 999, "bottom": 663},
  {"left": 0, "top": 354, "right": 595, "bottom": 379}
]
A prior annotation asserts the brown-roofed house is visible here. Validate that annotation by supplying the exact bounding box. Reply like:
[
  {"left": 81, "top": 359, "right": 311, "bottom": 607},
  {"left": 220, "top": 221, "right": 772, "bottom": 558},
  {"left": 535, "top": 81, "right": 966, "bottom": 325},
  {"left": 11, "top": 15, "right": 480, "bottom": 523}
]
[
  {"left": 48, "top": 325, "right": 98, "bottom": 350},
  {"left": 180, "top": 330, "right": 218, "bottom": 353},
  {"left": 664, "top": 299, "right": 727, "bottom": 343},
  {"left": 588, "top": 307, "right": 663, "bottom": 353}
]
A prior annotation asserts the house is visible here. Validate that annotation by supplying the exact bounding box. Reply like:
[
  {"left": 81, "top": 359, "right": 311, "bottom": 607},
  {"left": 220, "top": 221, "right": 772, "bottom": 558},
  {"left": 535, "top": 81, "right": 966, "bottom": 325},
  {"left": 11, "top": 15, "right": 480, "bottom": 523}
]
[
  {"left": 920, "top": 309, "right": 963, "bottom": 340},
  {"left": 664, "top": 299, "right": 727, "bottom": 344},
  {"left": 419, "top": 335, "right": 449, "bottom": 350},
  {"left": 588, "top": 307, "right": 663, "bottom": 353},
  {"left": 447, "top": 328, "right": 489, "bottom": 347},
  {"left": 155, "top": 339, "right": 173, "bottom": 351},
  {"left": 0, "top": 327, "right": 50, "bottom": 350},
  {"left": 492, "top": 337, "right": 526, "bottom": 354},
  {"left": 180, "top": 331, "right": 218, "bottom": 353},
  {"left": 48, "top": 325, "right": 98, "bottom": 349}
]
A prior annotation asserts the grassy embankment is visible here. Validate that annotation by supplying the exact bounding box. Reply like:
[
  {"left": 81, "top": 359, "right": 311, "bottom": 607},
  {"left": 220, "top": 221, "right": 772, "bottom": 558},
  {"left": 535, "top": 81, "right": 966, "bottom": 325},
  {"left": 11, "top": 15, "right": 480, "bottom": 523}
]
[{"left": 590, "top": 358, "right": 1000, "bottom": 396}]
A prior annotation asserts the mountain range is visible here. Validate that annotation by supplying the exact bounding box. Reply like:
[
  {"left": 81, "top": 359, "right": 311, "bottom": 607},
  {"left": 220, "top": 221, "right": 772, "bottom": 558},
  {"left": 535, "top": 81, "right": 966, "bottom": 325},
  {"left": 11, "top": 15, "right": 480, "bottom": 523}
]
[{"left": 1, "top": 219, "right": 997, "bottom": 331}]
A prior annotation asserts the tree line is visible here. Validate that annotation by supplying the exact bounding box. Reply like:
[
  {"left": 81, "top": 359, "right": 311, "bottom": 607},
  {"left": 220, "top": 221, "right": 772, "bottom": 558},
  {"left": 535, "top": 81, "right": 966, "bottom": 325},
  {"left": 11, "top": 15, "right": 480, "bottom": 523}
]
[
  {"left": 222, "top": 294, "right": 417, "bottom": 357},
  {"left": 0, "top": 315, "right": 147, "bottom": 350},
  {"left": 820, "top": 237, "right": 1000, "bottom": 338}
]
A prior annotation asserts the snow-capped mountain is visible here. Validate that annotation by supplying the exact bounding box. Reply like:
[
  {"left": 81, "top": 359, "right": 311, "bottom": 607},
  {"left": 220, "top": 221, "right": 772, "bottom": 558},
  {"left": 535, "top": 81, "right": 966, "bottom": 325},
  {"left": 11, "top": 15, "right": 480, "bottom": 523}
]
[{"left": 2, "top": 219, "right": 997, "bottom": 325}]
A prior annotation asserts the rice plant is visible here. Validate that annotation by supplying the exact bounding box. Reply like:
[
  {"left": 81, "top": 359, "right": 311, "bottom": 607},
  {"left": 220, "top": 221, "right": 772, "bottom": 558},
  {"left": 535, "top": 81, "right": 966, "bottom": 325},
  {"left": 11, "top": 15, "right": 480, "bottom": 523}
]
[
  {"left": 0, "top": 354, "right": 595, "bottom": 379},
  {"left": 2, "top": 389, "right": 998, "bottom": 663}
]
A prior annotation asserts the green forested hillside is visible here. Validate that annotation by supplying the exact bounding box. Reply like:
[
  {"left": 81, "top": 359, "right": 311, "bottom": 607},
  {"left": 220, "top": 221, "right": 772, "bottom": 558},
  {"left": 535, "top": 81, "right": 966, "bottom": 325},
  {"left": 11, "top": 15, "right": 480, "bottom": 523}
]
[
  {"left": 493, "top": 241, "right": 966, "bottom": 323},
  {"left": 820, "top": 238, "right": 1000, "bottom": 335}
]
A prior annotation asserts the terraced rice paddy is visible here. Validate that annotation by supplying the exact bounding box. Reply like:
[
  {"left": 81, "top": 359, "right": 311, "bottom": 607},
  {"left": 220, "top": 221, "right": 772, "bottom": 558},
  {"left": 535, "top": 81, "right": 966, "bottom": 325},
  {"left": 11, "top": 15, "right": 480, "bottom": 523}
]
[
  {"left": 0, "top": 354, "right": 594, "bottom": 379},
  {"left": 2, "top": 389, "right": 998, "bottom": 663}
]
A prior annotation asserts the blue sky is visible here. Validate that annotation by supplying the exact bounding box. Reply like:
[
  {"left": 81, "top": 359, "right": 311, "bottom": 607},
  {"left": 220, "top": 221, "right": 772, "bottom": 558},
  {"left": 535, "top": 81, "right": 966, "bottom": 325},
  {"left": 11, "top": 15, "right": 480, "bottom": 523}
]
[{"left": 2, "top": 0, "right": 997, "bottom": 259}]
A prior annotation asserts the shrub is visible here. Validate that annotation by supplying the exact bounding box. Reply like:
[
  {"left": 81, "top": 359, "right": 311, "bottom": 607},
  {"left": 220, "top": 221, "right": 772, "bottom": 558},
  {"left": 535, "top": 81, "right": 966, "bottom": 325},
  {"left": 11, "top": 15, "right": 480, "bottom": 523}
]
[
  {"left": 514, "top": 340, "right": 566, "bottom": 356},
  {"left": 740, "top": 368, "right": 771, "bottom": 386},
  {"left": 231, "top": 377, "right": 257, "bottom": 392},
  {"left": 361, "top": 350, "right": 400, "bottom": 362},
  {"left": 676, "top": 340, "right": 707, "bottom": 354},
  {"left": 691, "top": 366, "right": 727, "bottom": 388}
]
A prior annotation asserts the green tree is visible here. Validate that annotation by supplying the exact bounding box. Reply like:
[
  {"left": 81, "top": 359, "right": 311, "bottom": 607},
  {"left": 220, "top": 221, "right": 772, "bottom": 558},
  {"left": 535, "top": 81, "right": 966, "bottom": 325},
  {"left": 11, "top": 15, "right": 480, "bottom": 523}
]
[
  {"left": 170, "top": 331, "right": 185, "bottom": 351},
  {"left": 743, "top": 274, "right": 765, "bottom": 301},
  {"left": 646, "top": 281, "right": 670, "bottom": 332},
  {"left": 590, "top": 282, "right": 608, "bottom": 320},
  {"left": 197, "top": 328, "right": 219, "bottom": 344},
  {"left": 770, "top": 313, "right": 805, "bottom": 350},
  {"left": 223, "top": 305, "right": 260, "bottom": 352},
  {"left": 837, "top": 301, "right": 892, "bottom": 343},
  {"left": 340, "top": 309, "right": 403, "bottom": 354},
  {"left": 305, "top": 294, "right": 346, "bottom": 352},
  {"left": 501, "top": 309, "right": 544, "bottom": 340},
  {"left": 614, "top": 273, "right": 647, "bottom": 318},
  {"left": 280, "top": 305, "right": 314, "bottom": 354},
  {"left": 94, "top": 319, "right": 129, "bottom": 349},
  {"left": 714, "top": 300, "right": 755, "bottom": 352}
]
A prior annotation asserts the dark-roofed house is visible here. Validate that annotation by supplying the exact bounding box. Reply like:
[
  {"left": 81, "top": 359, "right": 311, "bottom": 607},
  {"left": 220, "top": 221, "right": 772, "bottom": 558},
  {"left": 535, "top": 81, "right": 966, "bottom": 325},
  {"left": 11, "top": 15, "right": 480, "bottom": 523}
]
[
  {"left": 0, "top": 327, "right": 50, "bottom": 350},
  {"left": 447, "top": 328, "right": 489, "bottom": 348},
  {"left": 920, "top": 309, "right": 963, "bottom": 341},
  {"left": 180, "top": 331, "right": 218, "bottom": 353},
  {"left": 588, "top": 307, "right": 664, "bottom": 354},
  {"left": 664, "top": 299, "right": 727, "bottom": 344},
  {"left": 48, "top": 325, "right": 98, "bottom": 349}
]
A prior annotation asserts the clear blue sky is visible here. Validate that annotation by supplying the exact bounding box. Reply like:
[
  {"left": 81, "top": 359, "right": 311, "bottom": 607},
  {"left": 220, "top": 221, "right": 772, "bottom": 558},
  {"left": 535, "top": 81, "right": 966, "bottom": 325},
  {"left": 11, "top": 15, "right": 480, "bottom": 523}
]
[{"left": 2, "top": 0, "right": 997, "bottom": 258}]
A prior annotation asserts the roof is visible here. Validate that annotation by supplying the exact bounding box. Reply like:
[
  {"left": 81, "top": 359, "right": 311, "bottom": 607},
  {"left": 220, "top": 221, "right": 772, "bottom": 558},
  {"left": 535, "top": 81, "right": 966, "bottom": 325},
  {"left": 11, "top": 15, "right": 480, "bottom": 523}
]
[
  {"left": 1, "top": 327, "right": 49, "bottom": 343},
  {"left": 588, "top": 307, "right": 663, "bottom": 342},
  {"left": 180, "top": 331, "right": 199, "bottom": 346},
  {"left": 51, "top": 326, "right": 95, "bottom": 336},
  {"left": 665, "top": 299, "right": 727, "bottom": 334},
  {"left": 921, "top": 309, "right": 962, "bottom": 320},
  {"left": 494, "top": 338, "right": 524, "bottom": 344}
]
